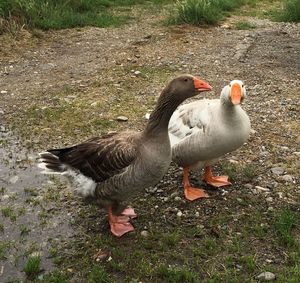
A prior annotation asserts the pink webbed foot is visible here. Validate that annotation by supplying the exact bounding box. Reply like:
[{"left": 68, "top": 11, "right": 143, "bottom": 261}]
[{"left": 108, "top": 207, "right": 137, "bottom": 237}]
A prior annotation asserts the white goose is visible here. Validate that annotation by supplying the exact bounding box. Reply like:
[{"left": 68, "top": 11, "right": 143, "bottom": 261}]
[{"left": 169, "top": 80, "right": 251, "bottom": 201}]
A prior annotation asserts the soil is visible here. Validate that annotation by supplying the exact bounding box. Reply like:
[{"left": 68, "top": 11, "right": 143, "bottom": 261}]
[{"left": 0, "top": 6, "right": 299, "bottom": 283}]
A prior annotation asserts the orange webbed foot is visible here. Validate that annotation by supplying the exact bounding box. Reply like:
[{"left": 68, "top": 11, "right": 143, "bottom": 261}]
[
  {"left": 204, "top": 175, "right": 231, "bottom": 187},
  {"left": 184, "top": 186, "right": 209, "bottom": 201}
]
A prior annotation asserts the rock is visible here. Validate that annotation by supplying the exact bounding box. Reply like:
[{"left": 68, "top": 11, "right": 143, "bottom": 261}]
[
  {"left": 116, "top": 116, "right": 128, "bottom": 122},
  {"left": 9, "top": 176, "right": 19, "bottom": 184},
  {"left": 244, "top": 183, "right": 253, "bottom": 190},
  {"left": 1, "top": 90, "right": 8, "bottom": 94},
  {"left": 237, "top": 198, "right": 243, "bottom": 203},
  {"left": 256, "top": 271, "right": 276, "bottom": 281},
  {"left": 255, "top": 186, "right": 270, "bottom": 192},
  {"left": 177, "top": 211, "right": 183, "bottom": 217},
  {"left": 141, "top": 230, "right": 149, "bottom": 238},
  {"left": 270, "top": 167, "right": 284, "bottom": 175},
  {"left": 0, "top": 125, "right": 7, "bottom": 132},
  {"left": 174, "top": 196, "right": 181, "bottom": 202},
  {"left": 250, "top": 128, "right": 257, "bottom": 135},
  {"left": 280, "top": 174, "right": 293, "bottom": 183},
  {"left": 244, "top": 184, "right": 253, "bottom": 190},
  {"left": 266, "top": 197, "right": 273, "bottom": 202},
  {"left": 229, "top": 159, "right": 239, "bottom": 164},
  {"left": 134, "top": 70, "right": 141, "bottom": 76},
  {"left": 145, "top": 113, "right": 150, "bottom": 120},
  {"left": 195, "top": 211, "right": 200, "bottom": 217}
]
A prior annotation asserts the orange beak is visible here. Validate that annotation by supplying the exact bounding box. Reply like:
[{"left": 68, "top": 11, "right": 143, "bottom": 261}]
[
  {"left": 230, "top": 83, "right": 242, "bottom": 105},
  {"left": 193, "top": 78, "right": 212, "bottom": 92}
]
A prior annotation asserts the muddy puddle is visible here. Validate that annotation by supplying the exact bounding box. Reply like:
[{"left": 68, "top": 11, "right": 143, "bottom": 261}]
[{"left": 0, "top": 129, "right": 74, "bottom": 281}]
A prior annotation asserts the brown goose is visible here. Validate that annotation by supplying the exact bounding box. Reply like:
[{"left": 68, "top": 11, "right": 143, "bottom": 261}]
[{"left": 38, "top": 75, "right": 212, "bottom": 237}]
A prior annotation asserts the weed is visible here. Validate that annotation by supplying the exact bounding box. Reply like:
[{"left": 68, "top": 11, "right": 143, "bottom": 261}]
[
  {"left": 24, "top": 187, "right": 39, "bottom": 196},
  {"left": 88, "top": 265, "right": 113, "bottom": 283},
  {"left": 221, "top": 161, "right": 239, "bottom": 180},
  {"left": 23, "top": 255, "right": 41, "bottom": 279},
  {"left": 275, "top": 0, "right": 300, "bottom": 22},
  {"left": 0, "top": 241, "right": 12, "bottom": 259},
  {"left": 158, "top": 265, "right": 197, "bottom": 283},
  {"left": 43, "top": 270, "right": 70, "bottom": 283},
  {"left": 20, "top": 225, "right": 31, "bottom": 237},
  {"left": 1, "top": 207, "right": 17, "bottom": 221},
  {"left": 234, "top": 20, "right": 256, "bottom": 29},
  {"left": 0, "top": 186, "right": 6, "bottom": 194},
  {"left": 239, "top": 255, "right": 256, "bottom": 272},
  {"left": 162, "top": 231, "right": 181, "bottom": 247},
  {"left": 0, "top": 223, "right": 3, "bottom": 233},
  {"left": 168, "top": 0, "right": 257, "bottom": 25},
  {"left": 274, "top": 209, "right": 297, "bottom": 248}
]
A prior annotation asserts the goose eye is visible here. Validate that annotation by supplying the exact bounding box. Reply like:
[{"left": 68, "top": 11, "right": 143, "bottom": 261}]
[
  {"left": 184, "top": 78, "right": 188, "bottom": 82},
  {"left": 242, "top": 84, "right": 244, "bottom": 88}
]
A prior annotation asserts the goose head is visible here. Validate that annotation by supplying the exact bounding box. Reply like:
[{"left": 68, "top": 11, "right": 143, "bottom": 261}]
[
  {"left": 163, "top": 74, "right": 212, "bottom": 103},
  {"left": 221, "top": 80, "right": 246, "bottom": 106}
]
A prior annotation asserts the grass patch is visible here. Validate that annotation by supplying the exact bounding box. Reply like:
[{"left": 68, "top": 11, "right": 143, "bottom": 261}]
[
  {"left": 0, "top": 241, "right": 12, "bottom": 259},
  {"left": 277, "top": 0, "right": 300, "bottom": 23},
  {"left": 234, "top": 20, "right": 256, "bottom": 29},
  {"left": 23, "top": 255, "right": 41, "bottom": 279},
  {"left": 168, "top": 0, "right": 257, "bottom": 26},
  {"left": 88, "top": 265, "right": 114, "bottom": 283},
  {"left": 274, "top": 209, "right": 298, "bottom": 248},
  {"left": 157, "top": 265, "right": 197, "bottom": 283},
  {"left": 0, "top": 0, "right": 171, "bottom": 32},
  {"left": 1, "top": 207, "right": 17, "bottom": 221}
]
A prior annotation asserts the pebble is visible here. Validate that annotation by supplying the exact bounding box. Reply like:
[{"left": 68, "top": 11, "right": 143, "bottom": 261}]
[
  {"left": 134, "top": 70, "right": 141, "bottom": 76},
  {"left": 255, "top": 186, "right": 270, "bottom": 192},
  {"left": 116, "top": 116, "right": 128, "bottom": 122},
  {"left": 256, "top": 271, "right": 276, "bottom": 281},
  {"left": 9, "top": 176, "right": 19, "bottom": 184},
  {"left": 0, "top": 126, "right": 7, "bottom": 132},
  {"left": 270, "top": 167, "right": 284, "bottom": 175},
  {"left": 195, "top": 212, "right": 200, "bottom": 218},
  {"left": 177, "top": 211, "right": 183, "bottom": 217},
  {"left": 140, "top": 230, "right": 149, "bottom": 238},
  {"left": 280, "top": 174, "right": 293, "bottom": 183},
  {"left": 266, "top": 197, "right": 273, "bottom": 202},
  {"left": 1, "top": 90, "right": 8, "bottom": 94},
  {"left": 244, "top": 183, "right": 253, "bottom": 189},
  {"left": 145, "top": 113, "right": 150, "bottom": 120},
  {"left": 237, "top": 198, "right": 243, "bottom": 203},
  {"left": 174, "top": 196, "right": 181, "bottom": 202}
]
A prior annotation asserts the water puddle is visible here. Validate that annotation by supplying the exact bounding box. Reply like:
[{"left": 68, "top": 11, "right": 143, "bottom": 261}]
[{"left": 0, "top": 129, "right": 74, "bottom": 281}]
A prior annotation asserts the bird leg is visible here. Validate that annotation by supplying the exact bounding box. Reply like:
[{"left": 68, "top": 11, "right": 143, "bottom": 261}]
[
  {"left": 108, "top": 207, "right": 135, "bottom": 237},
  {"left": 183, "top": 167, "right": 209, "bottom": 201},
  {"left": 203, "top": 166, "right": 231, "bottom": 187}
]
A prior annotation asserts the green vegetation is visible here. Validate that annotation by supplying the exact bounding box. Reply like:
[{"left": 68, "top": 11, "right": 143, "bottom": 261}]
[
  {"left": 274, "top": 209, "right": 298, "bottom": 248},
  {"left": 1, "top": 207, "right": 17, "bottom": 221},
  {"left": 158, "top": 265, "right": 197, "bottom": 283},
  {"left": 276, "top": 0, "right": 300, "bottom": 22},
  {"left": 168, "top": 0, "right": 256, "bottom": 25},
  {"left": 88, "top": 265, "right": 113, "bottom": 283},
  {"left": 234, "top": 20, "right": 256, "bottom": 29},
  {"left": 23, "top": 255, "right": 41, "bottom": 279},
  {"left": 0, "top": 0, "right": 170, "bottom": 32}
]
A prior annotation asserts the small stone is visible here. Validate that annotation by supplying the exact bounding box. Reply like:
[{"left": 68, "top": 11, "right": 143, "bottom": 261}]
[
  {"left": 134, "top": 70, "right": 141, "bottom": 76},
  {"left": 280, "top": 174, "right": 293, "bottom": 183},
  {"left": 229, "top": 159, "right": 239, "bottom": 164},
  {"left": 0, "top": 90, "right": 8, "bottom": 94},
  {"left": 116, "top": 116, "right": 128, "bottom": 122},
  {"left": 250, "top": 129, "right": 257, "bottom": 134},
  {"left": 91, "top": 102, "right": 98, "bottom": 106},
  {"left": 255, "top": 186, "right": 270, "bottom": 192},
  {"left": 9, "top": 176, "right": 19, "bottom": 184},
  {"left": 256, "top": 271, "right": 276, "bottom": 281},
  {"left": 293, "top": 151, "right": 300, "bottom": 157},
  {"left": 141, "top": 230, "right": 149, "bottom": 238},
  {"left": 145, "top": 113, "right": 150, "bottom": 120},
  {"left": 270, "top": 167, "right": 284, "bottom": 175},
  {"left": 0, "top": 125, "right": 7, "bottom": 132},
  {"left": 237, "top": 198, "right": 243, "bottom": 203},
  {"left": 266, "top": 197, "right": 273, "bottom": 202},
  {"left": 195, "top": 212, "right": 200, "bottom": 217},
  {"left": 177, "top": 211, "right": 183, "bottom": 217},
  {"left": 244, "top": 183, "right": 253, "bottom": 189},
  {"left": 268, "top": 207, "right": 274, "bottom": 212},
  {"left": 174, "top": 196, "right": 181, "bottom": 202}
]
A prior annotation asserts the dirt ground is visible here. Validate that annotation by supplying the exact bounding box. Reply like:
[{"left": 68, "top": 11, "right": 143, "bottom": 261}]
[{"left": 0, "top": 6, "right": 299, "bottom": 283}]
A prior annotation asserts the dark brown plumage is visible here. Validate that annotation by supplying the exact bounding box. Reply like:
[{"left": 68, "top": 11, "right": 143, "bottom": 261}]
[{"left": 38, "top": 74, "right": 212, "bottom": 236}]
